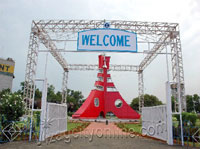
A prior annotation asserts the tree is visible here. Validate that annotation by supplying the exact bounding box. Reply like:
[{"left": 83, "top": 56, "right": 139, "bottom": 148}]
[
  {"left": 16, "top": 82, "right": 85, "bottom": 110},
  {"left": 35, "top": 88, "right": 42, "bottom": 101},
  {"left": 47, "top": 85, "right": 62, "bottom": 103},
  {"left": 67, "top": 89, "right": 84, "bottom": 112},
  {"left": 130, "top": 94, "right": 163, "bottom": 111},
  {"left": 46, "top": 85, "right": 84, "bottom": 106},
  {"left": 186, "top": 94, "right": 200, "bottom": 113},
  {"left": 130, "top": 97, "right": 139, "bottom": 111}
]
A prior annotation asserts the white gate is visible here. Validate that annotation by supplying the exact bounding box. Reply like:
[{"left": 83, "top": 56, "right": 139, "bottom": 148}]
[
  {"left": 142, "top": 105, "right": 167, "bottom": 141},
  {"left": 46, "top": 103, "right": 67, "bottom": 138},
  {"left": 40, "top": 102, "right": 67, "bottom": 140}
]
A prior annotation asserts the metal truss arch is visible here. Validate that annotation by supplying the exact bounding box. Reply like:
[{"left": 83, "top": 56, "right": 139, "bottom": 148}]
[{"left": 24, "top": 20, "right": 186, "bottom": 115}]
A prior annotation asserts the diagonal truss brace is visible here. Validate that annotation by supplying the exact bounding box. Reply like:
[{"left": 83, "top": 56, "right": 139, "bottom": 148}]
[{"left": 32, "top": 21, "right": 68, "bottom": 70}]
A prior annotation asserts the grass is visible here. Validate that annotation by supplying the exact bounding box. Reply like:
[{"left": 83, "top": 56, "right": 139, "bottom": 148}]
[
  {"left": 123, "top": 123, "right": 142, "bottom": 134},
  {"left": 67, "top": 122, "right": 83, "bottom": 131},
  {"left": 116, "top": 123, "right": 142, "bottom": 134}
]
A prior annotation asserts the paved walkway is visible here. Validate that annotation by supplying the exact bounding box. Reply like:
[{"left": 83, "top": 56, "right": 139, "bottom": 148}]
[{"left": 75, "top": 122, "right": 129, "bottom": 136}]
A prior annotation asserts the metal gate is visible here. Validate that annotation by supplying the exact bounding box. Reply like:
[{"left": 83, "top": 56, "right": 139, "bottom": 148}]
[
  {"left": 142, "top": 105, "right": 167, "bottom": 141},
  {"left": 40, "top": 102, "right": 67, "bottom": 141}
]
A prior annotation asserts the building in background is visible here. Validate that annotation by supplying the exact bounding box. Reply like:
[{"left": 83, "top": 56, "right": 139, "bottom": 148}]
[{"left": 0, "top": 58, "right": 15, "bottom": 91}]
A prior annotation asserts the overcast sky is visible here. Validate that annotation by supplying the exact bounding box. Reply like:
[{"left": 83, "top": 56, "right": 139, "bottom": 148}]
[{"left": 0, "top": 0, "right": 199, "bottom": 104}]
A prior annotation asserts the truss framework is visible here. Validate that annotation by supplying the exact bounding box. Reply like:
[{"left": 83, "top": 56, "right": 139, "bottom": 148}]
[
  {"left": 24, "top": 20, "right": 186, "bottom": 114},
  {"left": 138, "top": 71, "right": 144, "bottom": 113},
  {"left": 61, "top": 71, "right": 68, "bottom": 103},
  {"left": 68, "top": 64, "right": 139, "bottom": 72}
]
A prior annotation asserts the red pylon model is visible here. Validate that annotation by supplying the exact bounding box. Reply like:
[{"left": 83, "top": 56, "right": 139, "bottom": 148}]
[{"left": 72, "top": 55, "right": 140, "bottom": 119}]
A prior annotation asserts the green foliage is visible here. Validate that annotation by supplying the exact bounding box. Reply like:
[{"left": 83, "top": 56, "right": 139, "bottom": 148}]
[
  {"left": 196, "top": 118, "right": 200, "bottom": 127},
  {"left": 67, "top": 122, "right": 83, "bottom": 131},
  {"left": 35, "top": 88, "right": 42, "bottom": 101},
  {"left": 68, "top": 111, "right": 74, "bottom": 117},
  {"left": 171, "top": 96, "right": 179, "bottom": 112},
  {"left": 187, "top": 112, "right": 198, "bottom": 126},
  {"left": 46, "top": 86, "right": 85, "bottom": 109},
  {"left": 186, "top": 94, "right": 200, "bottom": 113},
  {"left": 130, "top": 97, "right": 139, "bottom": 111},
  {"left": 116, "top": 123, "right": 142, "bottom": 134},
  {"left": 130, "top": 94, "right": 163, "bottom": 111},
  {"left": 172, "top": 94, "right": 200, "bottom": 113},
  {"left": 18, "top": 82, "right": 84, "bottom": 112},
  {"left": 0, "top": 88, "right": 11, "bottom": 99},
  {"left": 174, "top": 112, "right": 198, "bottom": 126},
  {"left": 15, "top": 82, "right": 25, "bottom": 96},
  {"left": 67, "top": 89, "right": 84, "bottom": 112},
  {"left": 34, "top": 111, "right": 41, "bottom": 127},
  {"left": 47, "top": 85, "right": 62, "bottom": 103},
  {"left": 124, "top": 123, "right": 142, "bottom": 133},
  {"left": 67, "top": 122, "right": 90, "bottom": 132},
  {"left": 0, "top": 91, "right": 25, "bottom": 121}
]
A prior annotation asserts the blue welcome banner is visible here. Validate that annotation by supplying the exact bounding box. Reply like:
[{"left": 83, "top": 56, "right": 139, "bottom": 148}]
[{"left": 77, "top": 29, "right": 138, "bottom": 52}]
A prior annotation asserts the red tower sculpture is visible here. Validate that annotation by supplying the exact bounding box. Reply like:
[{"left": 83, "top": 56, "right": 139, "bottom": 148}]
[{"left": 72, "top": 55, "right": 140, "bottom": 119}]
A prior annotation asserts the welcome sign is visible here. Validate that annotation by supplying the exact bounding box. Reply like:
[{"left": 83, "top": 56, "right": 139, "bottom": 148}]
[{"left": 77, "top": 29, "right": 137, "bottom": 52}]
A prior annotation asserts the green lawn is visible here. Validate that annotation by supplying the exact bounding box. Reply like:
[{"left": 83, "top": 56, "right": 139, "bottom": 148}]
[
  {"left": 67, "top": 122, "right": 83, "bottom": 131},
  {"left": 118, "top": 123, "right": 142, "bottom": 134}
]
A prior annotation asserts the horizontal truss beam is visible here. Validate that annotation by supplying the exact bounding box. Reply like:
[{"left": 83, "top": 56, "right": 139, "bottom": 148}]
[
  {"left": 33, "top": 20, "right": 178, "bottom": 35},
  {"left": 68, "top": 64, "right": 139, "bottom": 72},
  {"left": 38, "top": 50, "right": 173, "bottom": 55}
]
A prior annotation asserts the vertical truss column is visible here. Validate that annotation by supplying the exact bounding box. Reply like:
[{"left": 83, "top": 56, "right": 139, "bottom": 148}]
[
  {"left": 170, "top": 31, "right": 186, "bottom": 112},
  {"left": 24, "top": 31, "right": 39, "bottom": 114},
  {"left": 62, "top": 70, "right": 68, "bottom": 103},
  {"left": 138, "top": 70, "right": 144, "bottom": 113}
]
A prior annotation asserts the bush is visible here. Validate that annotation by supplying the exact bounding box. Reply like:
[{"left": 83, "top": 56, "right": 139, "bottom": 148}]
[
  {"left": 173, "top": 126, "right": 200, "bottom": 142},
  {"left": 34, "top": 111, "right": 40, "bottom": 127},
  {"left": 0, "top": 92, "right": 25, "bottom": 122},
  {"left": 173, "top": 112, "right": 198, "bottom": 126},
  {"left": 186, "top": 112, "right": 198, "bottom": 126}
]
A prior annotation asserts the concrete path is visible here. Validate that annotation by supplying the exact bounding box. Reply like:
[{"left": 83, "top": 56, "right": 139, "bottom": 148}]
[{"left": 75, "top": 122, "right": 129, "bottom": 136}]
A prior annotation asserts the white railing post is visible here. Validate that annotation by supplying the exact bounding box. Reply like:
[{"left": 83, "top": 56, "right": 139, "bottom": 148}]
[{"left": 166, "top": 82, "right": 173, "bottom": 145}]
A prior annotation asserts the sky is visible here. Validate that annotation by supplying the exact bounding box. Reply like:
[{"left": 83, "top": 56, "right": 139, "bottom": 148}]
[{"left": 0, "top": 0, "right": 200, "bottom": 104}]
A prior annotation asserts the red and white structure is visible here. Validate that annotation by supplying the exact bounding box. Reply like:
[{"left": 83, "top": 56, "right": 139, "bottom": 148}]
[{"left": 72, "top": 55, "right": 140, "bottom": 119}]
